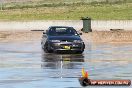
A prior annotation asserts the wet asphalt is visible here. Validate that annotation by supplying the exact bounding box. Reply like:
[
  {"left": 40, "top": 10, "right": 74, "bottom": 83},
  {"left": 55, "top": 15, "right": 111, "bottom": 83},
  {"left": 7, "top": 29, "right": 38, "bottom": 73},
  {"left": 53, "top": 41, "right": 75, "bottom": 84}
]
[{"left": 0, "top": 40, "right": 132, "bottom": 88}]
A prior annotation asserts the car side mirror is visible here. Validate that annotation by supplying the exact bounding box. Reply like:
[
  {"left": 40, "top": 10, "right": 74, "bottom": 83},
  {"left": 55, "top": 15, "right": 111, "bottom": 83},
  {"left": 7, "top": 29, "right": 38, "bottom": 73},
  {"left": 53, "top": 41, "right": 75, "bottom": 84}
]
[
  {"left": 43, "top": 32, "right": 46, "bottom": 34},
  {"left": 79, "top": 33, "right": 82, "bottom": 35}
]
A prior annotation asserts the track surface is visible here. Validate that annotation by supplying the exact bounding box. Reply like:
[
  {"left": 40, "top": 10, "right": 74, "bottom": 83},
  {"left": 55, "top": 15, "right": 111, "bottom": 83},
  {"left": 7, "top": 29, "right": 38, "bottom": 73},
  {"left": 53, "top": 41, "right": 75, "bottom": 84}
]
[{"left": 0, "top": 35, "right": 132, "bottom": 88}]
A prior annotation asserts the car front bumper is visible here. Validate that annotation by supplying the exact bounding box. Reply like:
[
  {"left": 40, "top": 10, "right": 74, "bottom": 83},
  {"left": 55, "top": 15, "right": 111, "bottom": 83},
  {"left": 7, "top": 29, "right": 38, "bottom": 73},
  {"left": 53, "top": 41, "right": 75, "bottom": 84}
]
[{"left": 48, "top": 42, "right": 85, "bottom": 52}]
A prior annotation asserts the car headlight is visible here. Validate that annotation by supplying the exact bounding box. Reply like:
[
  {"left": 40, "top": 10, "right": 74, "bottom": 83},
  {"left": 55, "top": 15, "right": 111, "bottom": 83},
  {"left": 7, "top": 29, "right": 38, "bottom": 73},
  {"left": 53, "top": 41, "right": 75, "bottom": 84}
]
[
  {"left": 50, "top": 40, "right": 60, "bottom": 43},
  {"left": 73, "top": 40, "right": 83, "bottom": 43}
]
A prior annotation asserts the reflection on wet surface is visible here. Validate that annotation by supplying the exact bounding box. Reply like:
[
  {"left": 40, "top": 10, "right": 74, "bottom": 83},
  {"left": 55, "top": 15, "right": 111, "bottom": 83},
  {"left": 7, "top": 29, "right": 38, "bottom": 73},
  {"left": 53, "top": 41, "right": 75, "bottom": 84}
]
[
  {"left": 0, "top": 40, "right": 132, "bottom": 88},
  {"left": 41, "top": 53, "right": 84, "bottom": 69}
]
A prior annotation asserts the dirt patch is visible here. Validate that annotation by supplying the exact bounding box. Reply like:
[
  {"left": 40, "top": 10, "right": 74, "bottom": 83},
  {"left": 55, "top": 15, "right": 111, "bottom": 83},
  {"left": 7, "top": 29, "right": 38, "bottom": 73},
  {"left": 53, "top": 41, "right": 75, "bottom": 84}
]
[
  {"left": 91, "top": 31, "right": 132, "bottom": 43},
  {"left": 0, "top": 30, "right": 42, "bottom": 42},
  {"left": 0, "top": 30, "right": 132, "bottom": 43}
]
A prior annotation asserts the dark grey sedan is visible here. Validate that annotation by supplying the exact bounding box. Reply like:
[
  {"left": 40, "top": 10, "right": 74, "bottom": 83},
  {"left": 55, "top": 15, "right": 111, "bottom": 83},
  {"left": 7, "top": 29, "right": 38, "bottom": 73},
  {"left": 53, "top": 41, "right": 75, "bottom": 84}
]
[{"left": 41, "top": 26, "right": 85, "bottom": 54}]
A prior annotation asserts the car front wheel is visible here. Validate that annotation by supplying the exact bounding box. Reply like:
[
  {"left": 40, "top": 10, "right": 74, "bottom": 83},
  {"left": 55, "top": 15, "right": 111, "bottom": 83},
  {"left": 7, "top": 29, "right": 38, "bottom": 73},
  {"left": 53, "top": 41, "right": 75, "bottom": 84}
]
[
  {"left": 76, "top": 50, "right": 84, "bottom": 54},
  {"left": 44, "top": 43, "right": 53, "bottom": 53}
]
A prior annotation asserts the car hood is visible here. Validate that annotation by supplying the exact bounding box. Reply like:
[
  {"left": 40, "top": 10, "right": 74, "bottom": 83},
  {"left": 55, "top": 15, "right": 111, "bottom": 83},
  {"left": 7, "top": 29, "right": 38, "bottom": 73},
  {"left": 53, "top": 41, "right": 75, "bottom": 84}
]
[{"left": 48, "top": 35, "right": 82, "bottom": 40}]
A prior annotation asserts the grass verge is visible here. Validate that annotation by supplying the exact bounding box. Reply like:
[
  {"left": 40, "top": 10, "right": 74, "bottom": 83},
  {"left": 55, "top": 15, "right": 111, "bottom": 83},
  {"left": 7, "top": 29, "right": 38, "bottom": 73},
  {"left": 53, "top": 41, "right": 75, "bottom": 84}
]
[{"left": 0, "top": 2, "right": 131, "bottom": 20}]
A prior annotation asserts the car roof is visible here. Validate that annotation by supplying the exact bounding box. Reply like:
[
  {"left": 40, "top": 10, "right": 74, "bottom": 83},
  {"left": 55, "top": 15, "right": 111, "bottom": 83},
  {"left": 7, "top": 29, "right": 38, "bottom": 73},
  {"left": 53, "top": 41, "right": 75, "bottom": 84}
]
[{"left": 49, "top": 26, "right": 73, "bottom": 28}]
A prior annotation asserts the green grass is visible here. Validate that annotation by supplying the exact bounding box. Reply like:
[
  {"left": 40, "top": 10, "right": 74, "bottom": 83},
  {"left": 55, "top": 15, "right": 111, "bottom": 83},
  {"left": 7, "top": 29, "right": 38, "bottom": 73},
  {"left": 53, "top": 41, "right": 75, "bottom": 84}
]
[{"left": 0, "top": 1, "right": 132, "bottom": 20}]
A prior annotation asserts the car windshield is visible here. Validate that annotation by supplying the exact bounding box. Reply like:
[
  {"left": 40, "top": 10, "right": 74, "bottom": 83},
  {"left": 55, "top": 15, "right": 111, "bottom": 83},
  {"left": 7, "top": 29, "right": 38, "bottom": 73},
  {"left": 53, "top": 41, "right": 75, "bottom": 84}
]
[{"left": 48, "top": 27, "right": 78, "bottom": 36}]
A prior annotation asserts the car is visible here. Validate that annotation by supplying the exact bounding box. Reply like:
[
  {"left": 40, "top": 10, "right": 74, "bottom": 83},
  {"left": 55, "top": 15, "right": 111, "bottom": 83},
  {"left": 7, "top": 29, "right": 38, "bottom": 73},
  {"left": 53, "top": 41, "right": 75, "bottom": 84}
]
[{"left": 41, "top": 26, "right": 85, "bottom": 54}]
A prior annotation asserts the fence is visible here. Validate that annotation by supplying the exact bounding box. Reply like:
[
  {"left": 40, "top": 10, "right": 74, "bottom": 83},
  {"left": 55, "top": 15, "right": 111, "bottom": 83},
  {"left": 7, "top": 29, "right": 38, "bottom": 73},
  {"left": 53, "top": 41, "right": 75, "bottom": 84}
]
[
  {"left": 0, "top": 20, "right": 131, "bottom": 31},
  {"left": 92, "top": 20, "right": 132, "bottom": 31}
]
